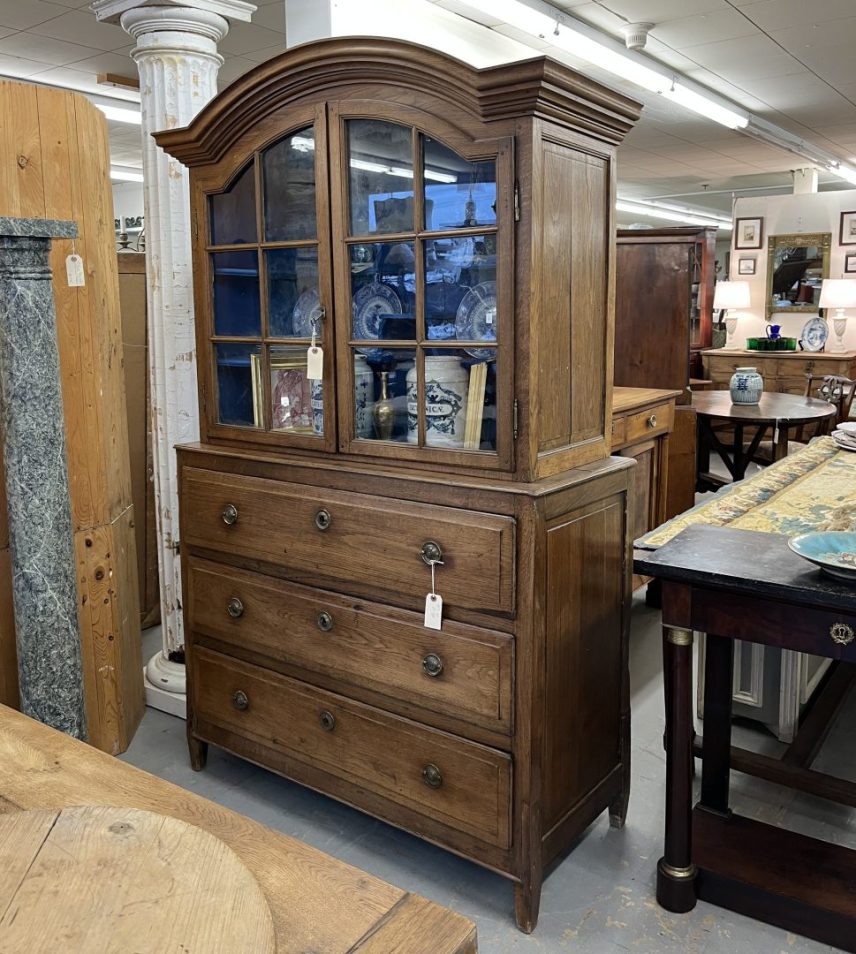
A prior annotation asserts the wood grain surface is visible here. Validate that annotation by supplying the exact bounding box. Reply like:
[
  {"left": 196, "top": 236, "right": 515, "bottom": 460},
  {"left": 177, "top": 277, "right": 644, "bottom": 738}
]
[{"left": 0, "top": 806, "right": 276, "bottom": 954}]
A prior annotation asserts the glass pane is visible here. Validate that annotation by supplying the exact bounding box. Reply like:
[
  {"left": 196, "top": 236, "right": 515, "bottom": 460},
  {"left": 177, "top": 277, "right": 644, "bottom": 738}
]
[
  {"left": 423, "top": 138, "right": 496, "bottom": 231},
  {"left": 415, "top": 350, "right": 496, "bottom": 451},
  {"left": 215, "top": 343, "right": 261, "bottom": 427},
  {"left": 212, "top": 250, "right": 260, "bottom": 336},
  {"left": 347, "top": 119, "right": 413, "bottom": 236},
  {"left": 268, "top": 345, "right": 318, "bottom": 435},
  {"left": 267, "top": 247, "right": 321, "bottom": 338},
  {"left": 351, "top": 241, "right": 416, "bottom": 343},
  {"left": 262, "top": 128, "right": 317, "bottom": 242},
  {"left": 209, "top": 163, "right": 256, "bottom": 245},
  {"left": 424, "top": 237, "right": 497, "bottom": 345},
  {"left": 354, "top": 349, "right": 415, "bottom": 443}
]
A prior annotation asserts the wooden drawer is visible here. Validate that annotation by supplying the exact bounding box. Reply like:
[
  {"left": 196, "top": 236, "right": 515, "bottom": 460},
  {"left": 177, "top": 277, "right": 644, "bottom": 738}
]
[
  {"left": 192, "top": 647, "right": 512, "bottom": 849},
  {"left": 181, "top": 468, "right": 515, "bottom": 614},
  {"left": 187, "top": 559, "right": 513, "bottom": 734},
  {"left": 609, "top": 415, "right": 626, "bottom": 448},
  {"left": 624, "top": 401, "right": 673, "bottom": 443}
]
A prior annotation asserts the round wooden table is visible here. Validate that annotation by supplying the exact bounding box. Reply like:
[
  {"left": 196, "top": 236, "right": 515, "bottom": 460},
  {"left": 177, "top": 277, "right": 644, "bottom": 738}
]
[{"left": 692, "top": 390, "right": 837, "bottom": 488}]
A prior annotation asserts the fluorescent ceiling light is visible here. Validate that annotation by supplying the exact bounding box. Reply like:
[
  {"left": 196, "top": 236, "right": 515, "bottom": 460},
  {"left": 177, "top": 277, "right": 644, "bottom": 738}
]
[
  {"left": 616, "top": 200, "right": 727, "bottom": 229},
  {"left": 97, "top": 103, "right": 142, "bottom": 125},
  {"left": 830, "top": 164, "right": 856, "bottom": 186},
  {"left": 663, "top": 82, "right": 748, "bottom": 130},
  {"left": 110, "top": 168, "right": 144, "bottom": 182},
  {"left": 622, "top": 196, "right": 732, "bottom": 226},
  {"left": 352, "top": 159, "right": 457, "bottom": 184}
]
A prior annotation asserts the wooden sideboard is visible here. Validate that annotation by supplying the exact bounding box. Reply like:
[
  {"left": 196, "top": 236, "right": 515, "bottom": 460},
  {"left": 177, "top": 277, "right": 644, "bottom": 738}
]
[
  {"left": 611, "top": 387, "right": 681, "bottom": 589},
  {"left": 702, "top": 349, "right": 856, "bottom": 395},
  {"left": 0, "top": 705, "right": 477, "bottom": 954}
]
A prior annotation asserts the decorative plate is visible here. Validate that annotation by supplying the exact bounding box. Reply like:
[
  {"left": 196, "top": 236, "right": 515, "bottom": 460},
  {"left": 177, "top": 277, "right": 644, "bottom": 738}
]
[
  {"left": 832, "top": 429, "right": 856, "bottom": 452},
  {"left": 352, "top": 282, "right": 402, "bottom": 341},
  {"left": 455, "top": 281, "right": 497, "bottom": 360},
  {"left": 799, "top": 316, "right": 829, "bottom": 352},
  {"left": 291, "top": 288, "right": 324, "bottom": 338},
  {"left": 788, "top": 531, "right": 856, "bottom": 582}
]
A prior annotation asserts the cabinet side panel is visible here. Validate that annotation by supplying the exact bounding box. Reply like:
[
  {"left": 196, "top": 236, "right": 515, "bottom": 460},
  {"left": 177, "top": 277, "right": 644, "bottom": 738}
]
[
  {"left": 535, "top": 140, "right": 611, "bottom": 468},
  {"left": 543, "top": 494, "right": 625, "bottom": 830}
]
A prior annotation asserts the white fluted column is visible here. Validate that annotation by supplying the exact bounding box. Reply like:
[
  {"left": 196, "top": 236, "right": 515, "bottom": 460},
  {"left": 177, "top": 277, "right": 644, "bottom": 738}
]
[{"left": 94, "top": 0, "right": 255, "bottom": 713}]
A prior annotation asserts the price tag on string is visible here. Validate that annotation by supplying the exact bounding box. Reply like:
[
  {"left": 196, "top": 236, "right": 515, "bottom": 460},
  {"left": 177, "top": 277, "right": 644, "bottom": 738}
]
[
  {"left": 306, "top": 325, "right": 323, "bottom": 380},
  {"left": 66, "top": 241, "right": 85, "bottom": 287},
  {"left": 424, "top": 560, "right": 443, "bottom": 631}
]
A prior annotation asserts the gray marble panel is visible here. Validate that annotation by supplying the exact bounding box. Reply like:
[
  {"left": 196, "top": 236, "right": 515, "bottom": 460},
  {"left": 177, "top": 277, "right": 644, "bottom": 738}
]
[{"left": 0, "top": 220, "right": 85, "bottom": 739}]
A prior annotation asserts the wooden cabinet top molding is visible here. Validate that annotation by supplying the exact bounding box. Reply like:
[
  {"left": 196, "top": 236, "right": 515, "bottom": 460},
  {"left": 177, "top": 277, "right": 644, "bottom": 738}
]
[{"left": 155, "top": 37, "right": 642, "bottom": 166}]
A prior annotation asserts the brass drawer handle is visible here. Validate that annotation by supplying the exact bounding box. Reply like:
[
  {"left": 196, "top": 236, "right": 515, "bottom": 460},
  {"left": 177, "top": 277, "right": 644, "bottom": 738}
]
[
  {"left": 317, "top": 611, "right": 334, "bottom": 632},
  {"left": 315, "top": 508, "right": 332, "bottom": 531},
  {"left": 232, "top": 690, "right": 249, "bottom": 711},
  {"left": 420, "top": 541, "right": 443, "bottom": 565},
  {"left": 422, "top": 653, "right": 444, "bottom": 677},
  {"left": 646, "top": 414, "right": 657, "bottom": 429},
  {"left": 830, "top": 623, "right": 854, "bottom": 646},
  {"left": 227, "top": 597, "right": 244, "bottom": 619},
  {"left": 221, "top": 504, "right": 238, "bottom": 526},
  {"left": 422, "top": 763, "right": 443, "bottom": 789},
  {"left": 319, "top": 709, "right": 336, "bottom": 732}
]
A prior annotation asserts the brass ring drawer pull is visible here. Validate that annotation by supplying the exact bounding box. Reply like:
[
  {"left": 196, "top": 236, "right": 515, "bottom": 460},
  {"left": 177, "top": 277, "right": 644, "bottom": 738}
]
[
  {"left": 221, "top": 504, "right": 238, "bottom": 525},
  {"left": 315, "top": 509, "right": 332, "bottom": 531},
  {"left": 830, "top": 622, "right": 854, "bottom": 646},
  {"left": 420, "top": 541, "right": 443, "bottom": 565},
  {"left": 232, "top": 690, "right": 249, "bottom": 711},
  {"left": 227, "top": 597, "right": 244, "bottom": 619},
  {"left": 317, "top": 611, "right": 334, "bottom": 632},
  {"left": 422, "top": 763, "right": 442, "bottom": 789},
  {"left": 646, "top": 414, "right": 657, "bottom": 428},
  {"left": 319, "top": 710, "right": 336, "bottom": 732},
  {"left": 422, "top": 653, "right": 443, "bottom": 677}
]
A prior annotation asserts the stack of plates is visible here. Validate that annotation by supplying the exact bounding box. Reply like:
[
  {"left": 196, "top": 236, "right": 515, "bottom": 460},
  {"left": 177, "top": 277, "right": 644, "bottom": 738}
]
[{"left": 832, "top": 421, "right": 856, "bottom": 452}]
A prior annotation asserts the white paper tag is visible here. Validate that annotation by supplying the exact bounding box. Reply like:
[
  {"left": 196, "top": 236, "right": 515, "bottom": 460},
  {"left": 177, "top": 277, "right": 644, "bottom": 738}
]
[
  {"left": 66, "top": 254, "right": 85, "bottom": 287},
  {"left": 306, "top": 345, "right": 323, "bottom": 380},
  {"left": 486, "top": 307, "right": 495, "bottom": 326},
  {"left": 424, "top": 593, "right": 443, "bottom": 630}
]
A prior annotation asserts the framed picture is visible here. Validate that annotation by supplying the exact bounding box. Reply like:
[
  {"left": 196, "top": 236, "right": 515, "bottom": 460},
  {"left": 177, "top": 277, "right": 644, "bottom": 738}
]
[
  {"left": 737, "top": 257, "right": 756, "bottom": 276},
  {"left": 735, "top": 217, "right": 763, "bottom": 250},
  {"left": 845, "top": 253, "right": 856, "bottom": 274},
  {"left": 250, "top": 349, "right": 315, "bottom": 433},
  {"left": 840, "top": 210, "right": 856, "bottom": 246}
]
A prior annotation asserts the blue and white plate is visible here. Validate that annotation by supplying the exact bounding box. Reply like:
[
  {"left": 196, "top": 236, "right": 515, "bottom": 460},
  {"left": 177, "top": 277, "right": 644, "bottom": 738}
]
[
  {"left": 799, "top": 316, "right": 829, "bottom": 353},
  {"left": 788, "top": 531, "right": 856, "bottom": 582},
  {"left": 352, "top": 282, "right": 402, "bottom": 341},
  {"left": 292, "top": 288, "right": 324, "bottom": 337},
  {"left": 455, "top": 281, "right": 497, "bottom": 360}
]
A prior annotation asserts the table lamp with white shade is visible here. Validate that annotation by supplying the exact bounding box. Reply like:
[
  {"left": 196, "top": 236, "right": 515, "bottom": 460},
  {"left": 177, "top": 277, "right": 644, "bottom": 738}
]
[
  {"left": 713, "top": 280, "right": 751, "bottom": 348},
  {"left": 819, "top": 278, "right": 856, "bottom": 353}
]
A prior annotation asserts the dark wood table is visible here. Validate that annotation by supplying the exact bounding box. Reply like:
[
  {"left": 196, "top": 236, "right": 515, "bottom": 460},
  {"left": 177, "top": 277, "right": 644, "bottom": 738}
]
[
  {"left": 635, "top": 525, "right": 856, "bottom": 951},
  {"left": 692, "top": 390, "right": 835, "bottom": 489}
]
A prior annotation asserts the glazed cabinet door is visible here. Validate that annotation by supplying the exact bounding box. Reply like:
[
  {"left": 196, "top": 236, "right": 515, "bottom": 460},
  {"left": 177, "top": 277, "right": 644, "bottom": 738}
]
[
  {"left": 196, "top": 104, "right": 337, "bottom": 451},
  {"left": 328, "top": 102, "right": 515, "bottom": 471}
]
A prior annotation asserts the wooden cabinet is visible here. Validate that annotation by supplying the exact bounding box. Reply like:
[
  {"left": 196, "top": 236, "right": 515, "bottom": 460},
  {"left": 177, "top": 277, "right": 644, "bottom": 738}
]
[
  {"left": 159, "top": 38, "right": 642, "bottom": 933},
  {"left": 702, "top": 349, "right": 856, "bottom": 395},
  {"left": 611, "top": 387, "right": 680, "bottom": 589}
]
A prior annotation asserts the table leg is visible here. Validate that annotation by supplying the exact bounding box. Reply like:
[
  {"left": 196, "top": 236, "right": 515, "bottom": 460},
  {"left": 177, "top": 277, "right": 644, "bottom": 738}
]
[
  {"left": 700, "top": 634, "right": 734, "bottom": 813},
  {"left": 773, "top": 421, "right": 789, "bottom": 461},
  {"left": 732, "top": 423, "right": 745, "bottom": 481},
  {"left": 657, "top": 625, "right": 697, "bottom": 913},
  {"left": 696, "top": 416, "right": 710, "bottom": 490}
]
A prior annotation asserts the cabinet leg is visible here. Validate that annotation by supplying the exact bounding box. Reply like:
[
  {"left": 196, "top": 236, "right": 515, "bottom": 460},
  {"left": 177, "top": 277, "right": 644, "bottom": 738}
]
[
  {"left": 514, "top": 876, "right": 542, "bottom": 934},
  {"left": 188, "top": 733, "right": 208, "bottom": 771},
  {"left": 609, "top": 710, "right": 631, "bottom": 829}
]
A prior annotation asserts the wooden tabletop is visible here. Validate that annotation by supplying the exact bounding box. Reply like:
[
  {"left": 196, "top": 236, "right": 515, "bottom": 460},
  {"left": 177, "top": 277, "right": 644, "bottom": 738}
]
[
  {"left": 701, "top": 348, "right": 856, "bottom": 359},
  {"left": 692, "top": 390, "right": 836, "bottom": 424},
  {"left": 0, "top": 705, "right": 477, "bottom": 954},
  {"left": 612, "top": 385, "right": 683, "bottom": 414}
]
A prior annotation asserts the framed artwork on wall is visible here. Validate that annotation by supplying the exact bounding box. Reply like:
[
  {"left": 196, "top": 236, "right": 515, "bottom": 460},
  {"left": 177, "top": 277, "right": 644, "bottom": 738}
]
[
  {"left": 737, "top": 257, "right": 756, "bottom": 275},
  {"left": 735, "top": 217, "right": 763, "bottom": 250},
  {"left": 840, "top": 211, "right": 856, "bottom": 246},
  {"left": 845, "top": 252, "right": 856, "bottom": 274}
]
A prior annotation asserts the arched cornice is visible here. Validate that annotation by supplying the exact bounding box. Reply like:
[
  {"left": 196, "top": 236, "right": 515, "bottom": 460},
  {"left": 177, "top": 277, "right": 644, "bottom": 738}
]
[{"left": 155, "top": 37, "right": 641, "bottom": 166}]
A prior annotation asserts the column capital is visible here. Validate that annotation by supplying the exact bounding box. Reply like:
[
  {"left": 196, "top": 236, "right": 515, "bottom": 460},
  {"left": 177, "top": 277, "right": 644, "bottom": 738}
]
[{"left": 92, "top": 0, "right": 255, "bottom": 27}]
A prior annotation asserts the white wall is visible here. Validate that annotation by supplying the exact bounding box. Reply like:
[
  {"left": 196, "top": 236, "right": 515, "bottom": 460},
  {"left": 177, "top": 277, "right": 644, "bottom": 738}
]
[
  {"left": 729, "top": 190, "right": 856, "bottom": 350},
  {"left": 112, "top": 181, "right": 145, "bottom": 235}
]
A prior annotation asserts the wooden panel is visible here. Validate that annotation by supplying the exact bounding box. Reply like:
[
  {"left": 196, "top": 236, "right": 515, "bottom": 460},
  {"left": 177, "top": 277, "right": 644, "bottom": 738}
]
[
  {"left": 193, "top": 647, "right": 512, "bottom": 849},
  {"left": 187, "top": 559, "right": 513, "bottom": 733},
  {"left": 0, "top": 704, "right": 477, "bottom": 954},
  {"left": 543, "top": 496, "right": 624, "bottom": 829},
  {"left": 0, "top": 81, "right": 142, "bottom": 754},
  {"left": 182, "top": 468, "right": 515, "bottom": 614},
  {"left": 665, "top": 406, "right": 697, "bottom": 520}
]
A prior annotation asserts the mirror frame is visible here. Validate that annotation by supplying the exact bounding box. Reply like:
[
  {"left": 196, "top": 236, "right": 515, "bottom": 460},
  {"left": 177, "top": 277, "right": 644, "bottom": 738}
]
[{"left": 766, "top": 231, "right": 831, "bottom": 318}]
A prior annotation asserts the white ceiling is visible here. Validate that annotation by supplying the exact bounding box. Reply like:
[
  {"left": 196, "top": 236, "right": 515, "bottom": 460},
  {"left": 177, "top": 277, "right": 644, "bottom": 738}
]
[{"left": 1, "top": 0, "right": 855, "bottom": 224}]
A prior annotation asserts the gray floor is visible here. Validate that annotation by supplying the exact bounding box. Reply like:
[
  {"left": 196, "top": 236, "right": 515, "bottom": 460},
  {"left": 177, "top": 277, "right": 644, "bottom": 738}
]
[{"left": 123, "top": 597, "right": 856, "bottom": 953}]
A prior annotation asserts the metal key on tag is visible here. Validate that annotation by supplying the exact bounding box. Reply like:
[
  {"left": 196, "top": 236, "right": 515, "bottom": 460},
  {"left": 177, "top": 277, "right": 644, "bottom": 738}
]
[{"left": 424, "top": 560, "right": 443, "bottom": 630}]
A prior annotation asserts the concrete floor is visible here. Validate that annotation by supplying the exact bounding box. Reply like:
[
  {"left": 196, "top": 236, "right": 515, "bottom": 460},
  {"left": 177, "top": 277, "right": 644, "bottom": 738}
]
[{"left": 122, "top": 594, "right": 856, "bottom": 953}]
